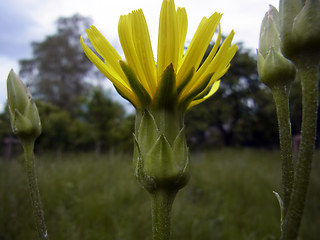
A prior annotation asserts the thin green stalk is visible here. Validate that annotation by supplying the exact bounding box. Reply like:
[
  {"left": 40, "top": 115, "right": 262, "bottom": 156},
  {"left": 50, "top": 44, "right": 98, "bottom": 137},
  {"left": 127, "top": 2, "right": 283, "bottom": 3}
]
[
  {"left": 151, "top": 190, "right": 177, "bottom": 240},
  {"left": 22, "top": 140, "right": 49, "bottom": 240},
  {"left": 272, "top": 86, "right": 294, "bottom": 217},
  {"left": 281, "top": 61, "right": 319, "bottom": 240}
]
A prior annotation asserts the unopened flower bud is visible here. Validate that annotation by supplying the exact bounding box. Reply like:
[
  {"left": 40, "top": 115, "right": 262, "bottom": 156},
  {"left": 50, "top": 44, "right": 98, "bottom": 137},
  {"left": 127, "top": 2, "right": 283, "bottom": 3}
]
[
  {"left": 134, "top": 110, "right": 189, "bottom": 193},
  {"left": 7, "top": 70, "right": 41, "bottom": 142},
  {"left": 280, "top": 0, "right": 320, "bottom": 62},
  {"left": 259, "top": 5, "right": 281, "bottom": 56},
  {"left": 258, "top": 5, "right": 296, "bottom": 89},
  {"left": 258, "top": 48, "right": 296, "bottom": 89}
]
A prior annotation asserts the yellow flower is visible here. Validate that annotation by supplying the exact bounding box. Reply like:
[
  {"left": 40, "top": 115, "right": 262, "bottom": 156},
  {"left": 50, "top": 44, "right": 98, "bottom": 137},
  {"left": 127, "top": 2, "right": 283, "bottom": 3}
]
[{"left": 81, "top": 0, "right": 237, "bottom": 111}]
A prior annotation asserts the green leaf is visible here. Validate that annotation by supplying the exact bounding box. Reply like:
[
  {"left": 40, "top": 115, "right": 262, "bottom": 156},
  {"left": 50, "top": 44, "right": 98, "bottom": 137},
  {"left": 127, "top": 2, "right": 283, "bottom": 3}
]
[{"left": 273, "top": 191, "right": 284, "bottom": 231}]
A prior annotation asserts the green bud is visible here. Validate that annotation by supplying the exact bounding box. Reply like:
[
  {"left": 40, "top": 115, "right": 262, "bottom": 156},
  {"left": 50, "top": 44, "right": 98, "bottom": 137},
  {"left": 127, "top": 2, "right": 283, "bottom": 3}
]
[
  {"left": 259, "top": 5, "right": 281, "bottom": 56},
  {"left": 7, "top": 69, "right": 41, "bottom": 142},
  {"left": 133, "top": 110, "right": 189, "bottom": 193},
  {"left": 258, "top": 6, "right": 296, "bottom": 89},
  {"left": 280, "top": 0, "right": 320, "bottom": 62},
  {"left": 257, "top": 49, "right": 296, "bottom": 89}
]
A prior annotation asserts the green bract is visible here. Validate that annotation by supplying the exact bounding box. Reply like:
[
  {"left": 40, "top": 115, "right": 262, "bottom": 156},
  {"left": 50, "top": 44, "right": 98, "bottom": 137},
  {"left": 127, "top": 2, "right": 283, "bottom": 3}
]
[
  {"left": 257, "top": 5, "right": 295, "bottom": 89},
  {"left": 258, "top": 48, "right": 296, "bottom": 90},
  {"left": 134, "top": 110, "right": 189, "bottom": 193},
  {"left": 7, "top": 70, "right": 41, "bottom": 141}
]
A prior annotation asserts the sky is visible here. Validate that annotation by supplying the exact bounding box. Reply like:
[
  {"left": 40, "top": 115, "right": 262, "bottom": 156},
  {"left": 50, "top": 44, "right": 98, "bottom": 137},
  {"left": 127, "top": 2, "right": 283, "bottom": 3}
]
[{"left": 0, "top": 0, "right": 280, "bottom": 112}]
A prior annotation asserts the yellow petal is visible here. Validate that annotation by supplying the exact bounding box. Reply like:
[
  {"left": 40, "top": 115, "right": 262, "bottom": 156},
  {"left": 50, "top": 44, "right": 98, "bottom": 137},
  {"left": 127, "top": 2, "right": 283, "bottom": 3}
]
[
  {"left": 220, "top": 44, "right": 238, "bottom": 69},
  {"left": 190, "top": 65, "right": 229, "bottom": 103},
  {"left": 157, "top": 0, "right": 179, "bottom": 78},
  {"left": 177, "top": 7, "right": 188, "bottom": 67},
  {"left": 177, "top": 12, "right": 222, "bottom": 85},
  {"left": 188, "top": 38, "right": 236, "bottom": 102},
  {"left": 131, "top": 9, "right": 157, "bottom": 95},
  {"left": 206, "top": 30, "right": 237, "bottom": 74},
  {"left": 187, "top": 80, "right": 220, "bottom": 109},
  {"left": 87, "top": 26, "right": 122, "bottom": 61},
  {"left": 210, "top": 64, "right": 230, "bottom": 84},
  {"left": 191, "top": 32, "right": 236, "bottom": 98},
  {"left": 118, "top": 12, "right": 153, "bottom": 96},
  {"left": 193, "top": 24, "right": 222, "bottom": 81},
  {"left": 80, "top": 36, "right": 139, "bottom": 106},
  {"left": 180, "top": 24, "right": 221, "bottom": 96},
  {"left": 211, "top": 46, "right": 237, "bottom": 82},
  {"left": 184, "top": 38, "right": 236, "bottom": 102},
  {"left": 86, "top": 26, "right": 126, "bottom": 81}
]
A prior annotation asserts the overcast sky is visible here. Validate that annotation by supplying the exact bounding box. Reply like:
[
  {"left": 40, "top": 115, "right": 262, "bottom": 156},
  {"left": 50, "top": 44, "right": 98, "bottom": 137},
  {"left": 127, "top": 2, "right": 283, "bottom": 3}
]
[{"left": 0, "top": 0, "right": 280, "bottom": 111}]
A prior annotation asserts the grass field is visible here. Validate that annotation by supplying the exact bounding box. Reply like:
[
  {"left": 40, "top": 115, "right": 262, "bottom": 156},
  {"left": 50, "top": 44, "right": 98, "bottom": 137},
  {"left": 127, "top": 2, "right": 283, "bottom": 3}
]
[{"left": 1, "top": 149, "right": 319, "bottom": 240}]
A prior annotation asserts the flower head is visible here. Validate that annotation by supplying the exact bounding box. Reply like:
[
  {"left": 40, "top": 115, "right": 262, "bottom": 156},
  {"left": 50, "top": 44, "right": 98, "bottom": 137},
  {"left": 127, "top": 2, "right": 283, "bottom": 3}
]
[
  {"left": 257, "top": 5, "right": 295, "bottom": 89},
  {"left": 81, "top": 0, "right": 237, "bottom": 111}
]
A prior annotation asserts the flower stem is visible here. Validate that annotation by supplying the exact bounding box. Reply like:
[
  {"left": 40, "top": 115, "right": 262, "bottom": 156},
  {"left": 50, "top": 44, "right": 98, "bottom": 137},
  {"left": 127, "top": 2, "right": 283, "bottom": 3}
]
[
  {"left": 22, "top": 140, "right": 49, "bottom": 240},
  {"left": 281, "top": 61, "right": 319, "bottom": 240},
  {"left": 272, "top": 86, "right": 294, "bottom": 216},
  {"left": 151, "top": 190, "right": 177, "bottom": 240}
]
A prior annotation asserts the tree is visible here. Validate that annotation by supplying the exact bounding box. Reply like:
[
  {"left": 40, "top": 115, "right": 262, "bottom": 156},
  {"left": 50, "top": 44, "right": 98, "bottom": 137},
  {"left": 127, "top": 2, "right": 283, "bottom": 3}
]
[
  {"left": 0, "top": 107, "right": 18, "bottom": 158},
  {"left": 85, "top": 88, "right": 127, "bottom": 154},
  {"left": 19, "top": 14, "right": 94, "bottom": 115},
  {"left": 35, "top": 101, "right": 73, "bottom": 157}
]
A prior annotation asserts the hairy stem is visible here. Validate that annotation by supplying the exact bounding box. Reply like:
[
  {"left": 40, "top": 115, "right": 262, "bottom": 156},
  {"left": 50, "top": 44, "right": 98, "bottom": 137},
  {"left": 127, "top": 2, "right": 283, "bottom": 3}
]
[
  {"left": 272, "top": 86, "right": 294, "bottom": 217},
  {"left": 22, "top": 140, "right": 49, "bottom": 240},
  {"left": 151, "top": 190, "right": 177, "bottom": 240},
  {"left": 281, "top": 62, "right": 319, "bottom": 240}
]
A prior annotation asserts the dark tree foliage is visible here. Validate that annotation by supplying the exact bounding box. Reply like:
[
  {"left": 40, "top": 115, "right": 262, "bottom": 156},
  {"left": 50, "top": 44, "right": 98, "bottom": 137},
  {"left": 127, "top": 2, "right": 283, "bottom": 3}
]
[
  {"left": 35, "top": 101, "right": 74, "bottom": 156},
  {"left": 19, "top": 14, "right": 93, "bottom": 115},
  {"left": 84, "top": 88, "right": 131, "bottom": 154},
  {"left": 32, "top": 89, "right": 134, "bottom": 155},
  {"left": 0, "top": 107, "right": 15, "bottom": 156},
  {"left": 0, "top": 107, "right": 11, "bottom": 140}
]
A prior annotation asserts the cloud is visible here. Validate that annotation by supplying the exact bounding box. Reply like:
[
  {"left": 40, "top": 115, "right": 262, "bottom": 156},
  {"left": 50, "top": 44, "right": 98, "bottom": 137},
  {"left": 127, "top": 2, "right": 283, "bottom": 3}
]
[{"left": 0, "top": 1, "right": 37, "bottom": 59}]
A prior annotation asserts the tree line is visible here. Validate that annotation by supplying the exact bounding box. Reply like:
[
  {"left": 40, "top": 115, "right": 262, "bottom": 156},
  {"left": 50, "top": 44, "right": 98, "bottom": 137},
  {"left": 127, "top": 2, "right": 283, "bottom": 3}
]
[{"left": 1, "top": 14, "right": 319, "bottom": 157}]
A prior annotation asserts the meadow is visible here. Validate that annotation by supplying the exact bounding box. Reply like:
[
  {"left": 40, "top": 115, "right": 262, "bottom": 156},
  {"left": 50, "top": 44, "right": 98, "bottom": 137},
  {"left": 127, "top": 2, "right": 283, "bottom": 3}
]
[{"left": 1, "top": 149, "right": 319, "bottom": 240}]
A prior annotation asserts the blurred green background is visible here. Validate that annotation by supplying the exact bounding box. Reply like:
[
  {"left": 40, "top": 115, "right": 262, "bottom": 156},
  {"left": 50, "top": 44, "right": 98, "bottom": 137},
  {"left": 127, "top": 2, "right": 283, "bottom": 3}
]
[
  {"left": 0, "top": 15, "right": 319, "bottom": 240},
  {"left": 1, "top": 150, "right": 319, "bottom": 240}
]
